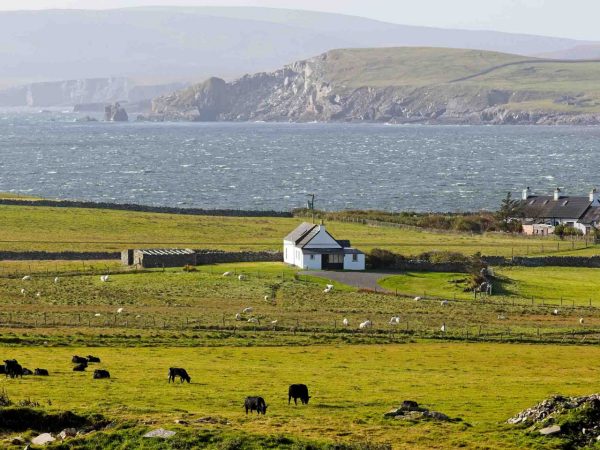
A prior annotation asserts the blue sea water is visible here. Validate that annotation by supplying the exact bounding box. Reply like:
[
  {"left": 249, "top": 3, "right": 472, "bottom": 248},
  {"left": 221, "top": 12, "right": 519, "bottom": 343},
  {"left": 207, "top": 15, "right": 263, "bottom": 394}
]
[{"left": 0, "top": 111, "right": 598, "bottom": 212}]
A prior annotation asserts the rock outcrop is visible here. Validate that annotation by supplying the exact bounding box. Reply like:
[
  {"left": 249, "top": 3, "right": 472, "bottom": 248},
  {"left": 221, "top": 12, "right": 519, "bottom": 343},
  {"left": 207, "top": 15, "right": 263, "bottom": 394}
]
[
  {"left": 509, "top": 394, "right": 600, "bottom": 448},
  {"left": 148, "top": 50, "right": 600, "bottom": 125},
  {"left": 104, "top": 103, "right": 128, "bottom": 122}
]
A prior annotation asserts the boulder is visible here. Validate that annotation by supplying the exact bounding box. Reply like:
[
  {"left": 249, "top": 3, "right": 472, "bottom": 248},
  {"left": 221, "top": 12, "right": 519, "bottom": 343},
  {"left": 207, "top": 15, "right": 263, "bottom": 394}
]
[
  {"left": 31, "top": 433, "right": 55, "bottom": 446},
  {"left": 539, "top": 425, "right": 561, "bottom": 436},
  {"left": 143, "top": 428, "right": 176, "bottom": 439},
  {"left": 58, "top": 428, "right": 77, "bottom": 440}
]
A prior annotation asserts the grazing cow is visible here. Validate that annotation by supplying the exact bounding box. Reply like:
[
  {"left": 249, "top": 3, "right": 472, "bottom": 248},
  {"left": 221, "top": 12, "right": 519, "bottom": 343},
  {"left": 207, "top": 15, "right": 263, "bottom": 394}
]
[
  {"left": 87, "top": 355, "right": 101, "bottom": 363},
  {"left": 73, "top": 363, "right": 87, "bottom": 372},
  {"left": 0, "top": 365, "right": 5, "bottom": 375},
  {"left": 22, "top": 368, "right": 33, "bottom": 376},
  {"left": 72, "top": 356, "right": 88, "bottom": 364},
  {"left": 4, "top": 359, "right": 22, "bottom": 379},
  {"left": 93, "top": 369, "right": 110, "bottom": 379},
  {"left": 244, "top": 396, "right": 267, "bottom": 415},
  {"left": 34, "top": 368, "right": 49, "bottom": 376},
  {"left": 168, "top": 367, "right": 191, "bottom": 383},
  {"left": 288, "top": 384, "right": 310, "bottom": 405}
]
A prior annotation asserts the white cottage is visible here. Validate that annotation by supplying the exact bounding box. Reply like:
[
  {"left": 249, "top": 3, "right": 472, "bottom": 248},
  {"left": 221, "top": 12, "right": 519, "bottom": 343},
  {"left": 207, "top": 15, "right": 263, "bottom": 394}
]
[{"left": 283, "top": 222, "right": 365, "bottom": 271}]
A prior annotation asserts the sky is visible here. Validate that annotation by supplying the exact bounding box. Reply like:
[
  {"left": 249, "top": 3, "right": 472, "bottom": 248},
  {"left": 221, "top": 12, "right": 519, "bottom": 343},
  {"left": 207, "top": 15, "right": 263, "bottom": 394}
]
[{"left": 0, "top": 0, "right": 598, "bottom": 41}]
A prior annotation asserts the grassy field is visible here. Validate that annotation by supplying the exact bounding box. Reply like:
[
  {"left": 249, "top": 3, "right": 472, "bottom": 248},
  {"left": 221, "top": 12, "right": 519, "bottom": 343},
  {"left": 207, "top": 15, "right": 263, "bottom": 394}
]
[
  {"left": 378, "top": 266, "right": 600, "bottom": 306},
  {"left": 0, "top": 262, "right": 598, "bottom": 349},
  {"left": 1, "top": 343, "right": 599, "bottom": 449},
  {"left": 0, "top": 204, "right": 596, "bottom": 257}
]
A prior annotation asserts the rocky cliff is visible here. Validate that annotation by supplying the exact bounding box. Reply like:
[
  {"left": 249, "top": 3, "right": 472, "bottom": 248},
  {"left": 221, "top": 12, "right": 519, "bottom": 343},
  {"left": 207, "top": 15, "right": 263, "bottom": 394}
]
[
  {"left": 148, "top": 48, "right": 600, "bottom": 125},
  {"left": 0, "top": 78, "right": 186, "bottom": 108}
]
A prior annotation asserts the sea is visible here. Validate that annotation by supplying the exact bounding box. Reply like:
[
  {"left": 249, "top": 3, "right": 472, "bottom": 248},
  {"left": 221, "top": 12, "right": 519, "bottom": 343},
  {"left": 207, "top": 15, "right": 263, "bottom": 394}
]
[{"left": 0, "top": 111, "right": 598, "bottom": 212}]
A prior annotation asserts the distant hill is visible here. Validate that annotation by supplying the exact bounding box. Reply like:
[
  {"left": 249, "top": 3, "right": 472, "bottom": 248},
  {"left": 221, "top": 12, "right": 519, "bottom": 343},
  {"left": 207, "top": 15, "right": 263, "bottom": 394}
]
[
  {"left": 0, "top": 6, "right": 594, "bottom": 87},
  {"left": 149, "top": 47, "right": 600, "bottom": 125}
]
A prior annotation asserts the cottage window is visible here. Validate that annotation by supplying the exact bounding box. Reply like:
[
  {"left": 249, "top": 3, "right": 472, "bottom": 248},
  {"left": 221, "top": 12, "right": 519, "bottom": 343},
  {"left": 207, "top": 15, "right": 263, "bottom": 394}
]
[
  {"left": 310, "top": 255, "right": 315, "bottom": 260},
  {"left": 352, "top": 254, "right": 358, "bottom": 262}
]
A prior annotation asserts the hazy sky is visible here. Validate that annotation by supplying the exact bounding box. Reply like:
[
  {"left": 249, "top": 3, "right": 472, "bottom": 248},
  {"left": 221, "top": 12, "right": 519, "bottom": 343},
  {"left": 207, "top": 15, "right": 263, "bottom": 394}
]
[{"left": 0, "top": 0, "right": 597, "bottom": 41}]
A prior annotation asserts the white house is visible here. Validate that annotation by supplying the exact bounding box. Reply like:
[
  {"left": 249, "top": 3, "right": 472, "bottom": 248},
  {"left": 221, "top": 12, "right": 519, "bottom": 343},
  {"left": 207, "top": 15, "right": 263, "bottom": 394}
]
[
  {"left": 520, "top": 187, "right": 600, "bottom": 235},
  {"left": 283, "top": 222, "right": 365, "bottom": 271}
]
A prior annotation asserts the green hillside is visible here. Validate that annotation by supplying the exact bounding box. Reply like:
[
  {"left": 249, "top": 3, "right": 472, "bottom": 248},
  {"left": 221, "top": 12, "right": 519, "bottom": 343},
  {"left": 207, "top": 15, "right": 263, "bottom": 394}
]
[{"left": 321, "top": 47, "right": 525, "bottom": 88}]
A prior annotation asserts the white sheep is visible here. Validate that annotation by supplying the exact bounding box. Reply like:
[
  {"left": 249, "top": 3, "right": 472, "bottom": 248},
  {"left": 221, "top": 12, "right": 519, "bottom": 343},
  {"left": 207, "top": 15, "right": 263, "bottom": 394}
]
[
  {"left": 414, "top": 296, "right": 422, "bottom": 301},
  {"left": 22, "top": 275, "right": 31, "bottom": 281},
  {"left": 94, "top": 313, "right": 101, "bottom": 317},
  {"left": 580, "top": 318, "right": 585, "bottom": 324},
  {"left": 552, "top": 309, "right": 560, "bottom": 315},
  {"left": 497, "top": 314, "right": 506, "bottom": 320},
  {"left": 389, "top": 316, "right": 401, "bottom": 325},
  {"left": 116, "top": 307, "right": 124, "bottom": 314},
  {"left": 342, "top": 318, "right": 349, "bottom": 327},
  {"left": 264, "top": 295, "right": 270, "bottom": 302},
  {"left": 440, "top": 300, "right": 449, "bottom": 306},
  {"left": 135, "top": 315, "right": 141, "bottom": 319},
  {"left": 270, "top": 320, "right": 278, "bottom": 325},
  {"left": 235, "top": 313, "right": 242, "bottom": 321},
  {"left": 35, "top": 292, "right": 41, "bottom": 298},
  {"left": 441, "top": 323, "right": 447, "bottom": 333},
  {"left": 20, "top": 288, "right": 26, "bottom": 296},
  {"left": 222, "top": 271, "right": 232, "bottom": 277},
  {"left": 54, "top": 277, "right": 60, "bottom": 284},
  {"left": 247, "top": 317, "right": 259, "bottom": 324},
  {"left": 238, "top": 274, "right": 246, "bottom": 281},
  {"left": 242, "top": 307, "right": 253, "bottom": 314},
  {"left": 100, "top": 275, "right": 109, "bottom": 282},
  {"left": 359, "top": 320, "right": 372, "bottom": 329}
]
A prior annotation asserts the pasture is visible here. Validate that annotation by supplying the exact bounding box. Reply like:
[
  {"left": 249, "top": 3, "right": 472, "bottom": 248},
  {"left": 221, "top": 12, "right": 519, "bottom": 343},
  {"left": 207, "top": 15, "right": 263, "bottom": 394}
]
[
  {"left": 0, "top": 203, "right": 596, "bottom": 257},
  {"left": 1, "top": 343, "right": 599, "bottom": 449},
  {"left": 0, "top": 262, "right": 599, "bottom": 347}
]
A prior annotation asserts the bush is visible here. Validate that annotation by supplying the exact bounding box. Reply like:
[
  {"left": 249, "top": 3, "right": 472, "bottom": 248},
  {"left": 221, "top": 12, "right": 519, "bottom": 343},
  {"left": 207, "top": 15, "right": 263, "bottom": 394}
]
[{"left": 367, "top": 249, "right": 404, "bottom": 269}]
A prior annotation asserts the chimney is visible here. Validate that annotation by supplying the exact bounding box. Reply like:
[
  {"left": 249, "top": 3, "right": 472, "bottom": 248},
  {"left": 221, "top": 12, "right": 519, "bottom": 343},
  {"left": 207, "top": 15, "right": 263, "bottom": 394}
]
[
  {"left": 590, "top": 188, "right": 599, "bottom": 203},
  {"left": 522, "top": 187, "right": 531, "bottom": 200},
  {"left": 553, "top": 187, "right": 561, "bottom": 201}
]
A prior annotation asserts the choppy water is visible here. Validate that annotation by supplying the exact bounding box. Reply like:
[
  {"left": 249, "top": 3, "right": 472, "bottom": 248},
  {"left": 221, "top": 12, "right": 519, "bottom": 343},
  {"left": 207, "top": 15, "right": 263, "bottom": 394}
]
[{"left": 0, "top": 111, "right": 598, "bottom": 212}]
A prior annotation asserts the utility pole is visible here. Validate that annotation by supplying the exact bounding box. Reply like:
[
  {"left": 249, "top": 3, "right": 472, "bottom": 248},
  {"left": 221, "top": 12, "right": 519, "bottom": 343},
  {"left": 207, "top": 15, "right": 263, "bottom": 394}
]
[{"left": 307, "top": 194, "right": 315, "bottom": 224}]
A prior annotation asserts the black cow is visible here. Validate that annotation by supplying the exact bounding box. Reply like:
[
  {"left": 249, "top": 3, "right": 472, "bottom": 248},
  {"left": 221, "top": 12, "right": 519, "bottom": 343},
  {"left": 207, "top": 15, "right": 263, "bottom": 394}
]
[
  {"left": 87, "top": 355, "right": 101, "bottom": 363},
  {"left": 288, "top": 384, "right": 310, "bottom": 405},
  {"left": 0, "top": 365, "right": 5, "bottom": 374},
  {"left": 72, "top": 356, "right": 88, "bottom": 364},
  {"left": 73, "top": 363, "right": 87, "bottom": 372},
  {"left": 244, "top": 396, "right": 267, "bottom": 415},
  {"left": 93, "top": 369, "right": 110, "bottom": 379},
  {"left": 4, "top": 360, "right": 22, "bottom": 379},
  {"left": 21, "top": 368, "right": 33, "bottom": 376},
  {"left": 168, "top": 367, "right": 190, "bottom": 383},
  {"left": 34, "top": 368, "right": 49, "bottom": 376}
]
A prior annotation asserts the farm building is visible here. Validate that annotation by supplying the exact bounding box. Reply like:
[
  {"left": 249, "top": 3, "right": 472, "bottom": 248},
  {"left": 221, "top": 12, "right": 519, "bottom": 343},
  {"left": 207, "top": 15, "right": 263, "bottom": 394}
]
[
  {"left": 122, "top": 248, "right": 197, "bottom": 268},
  {"left": 520, "top": 187, "right": 600, "bottom": 235},
  {"left": 283, "top": 222, "right": 365, "bottom": 270}
]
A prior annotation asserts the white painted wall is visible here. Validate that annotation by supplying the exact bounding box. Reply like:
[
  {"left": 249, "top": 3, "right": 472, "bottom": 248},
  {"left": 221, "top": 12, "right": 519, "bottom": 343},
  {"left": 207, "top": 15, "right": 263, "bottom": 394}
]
[
  {"left": 302, "top": 226, "right": 342, "bottom": 249},
  {"left": 343, "top": 253, "right": 365, "bottom": 270},
  {"left": 302, "top": 253, "right": 322, "bottom": 270},
  {"left": 283, "top": 241, "right": 296, "bottom": 265}
]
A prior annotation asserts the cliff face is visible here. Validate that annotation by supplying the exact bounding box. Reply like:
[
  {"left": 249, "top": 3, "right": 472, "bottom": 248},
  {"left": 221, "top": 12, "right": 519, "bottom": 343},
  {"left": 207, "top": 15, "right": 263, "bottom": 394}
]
[
  {"left": 0, "top": 78, "right": 186, "bottom": 108},
  {"left": 149, "top": 49, "right": 600, "bottom": 125}
]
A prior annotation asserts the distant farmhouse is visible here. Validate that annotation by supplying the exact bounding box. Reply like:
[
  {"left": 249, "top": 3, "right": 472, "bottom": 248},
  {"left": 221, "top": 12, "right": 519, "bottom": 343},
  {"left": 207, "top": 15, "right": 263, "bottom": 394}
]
[
  {"left": 283, "top": 222, "right": 365, "bottom": 270},
  {"left": 520, "top": 187, "right": 600, "bottom": 235}
]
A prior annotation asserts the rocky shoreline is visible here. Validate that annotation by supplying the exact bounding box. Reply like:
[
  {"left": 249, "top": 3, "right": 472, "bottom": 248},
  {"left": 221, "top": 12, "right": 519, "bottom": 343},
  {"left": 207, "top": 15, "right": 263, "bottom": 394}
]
[{"left": 142, "top": 52, "right": 600, "bottom": 126}]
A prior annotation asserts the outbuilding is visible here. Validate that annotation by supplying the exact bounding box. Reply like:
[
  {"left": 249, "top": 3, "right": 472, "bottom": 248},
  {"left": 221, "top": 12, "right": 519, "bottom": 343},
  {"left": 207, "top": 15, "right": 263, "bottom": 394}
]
[{"left": 283, "top": 222, "right": 365, "bottom": 271}]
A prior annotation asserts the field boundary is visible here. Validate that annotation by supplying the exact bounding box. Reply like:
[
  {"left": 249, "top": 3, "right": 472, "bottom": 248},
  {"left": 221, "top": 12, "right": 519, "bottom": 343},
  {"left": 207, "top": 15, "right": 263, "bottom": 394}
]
[{"left": 0, "top": 199, "right": 292, "bottom": 218}]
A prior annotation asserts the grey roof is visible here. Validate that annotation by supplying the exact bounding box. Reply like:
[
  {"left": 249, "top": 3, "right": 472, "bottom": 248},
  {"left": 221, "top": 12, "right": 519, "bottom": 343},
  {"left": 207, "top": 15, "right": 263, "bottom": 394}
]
[
  {"left": 283, "top": 222, "right": 317, "bottom": 244},
  {"left": 521, "top": 196, "right": 591, "bottom": 220},
  {"left": 580, "top": 206, "right": 600, "bottom": 224},
  {"left": 137, "top": 248, "right": 195, "bottom": 256}
]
